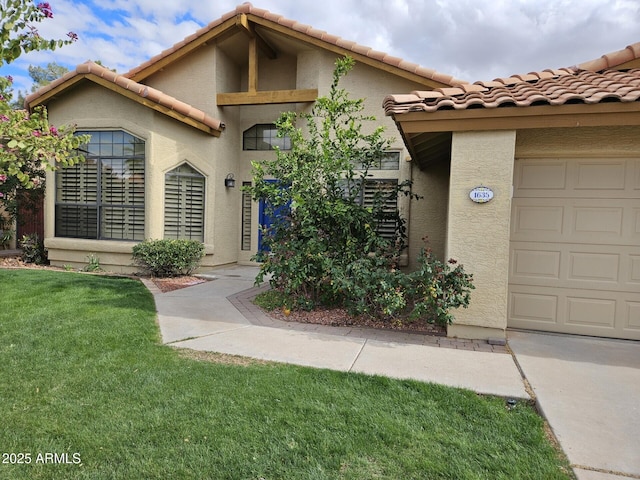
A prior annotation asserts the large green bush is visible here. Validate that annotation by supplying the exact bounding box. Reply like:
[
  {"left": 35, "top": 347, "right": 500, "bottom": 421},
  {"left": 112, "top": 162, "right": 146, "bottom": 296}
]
[
  {"left": 247, "top": 56, "right": 474, "bottom": 326},
  {"left": 132, "top": 239, "right": 204, "bottom": 277}
]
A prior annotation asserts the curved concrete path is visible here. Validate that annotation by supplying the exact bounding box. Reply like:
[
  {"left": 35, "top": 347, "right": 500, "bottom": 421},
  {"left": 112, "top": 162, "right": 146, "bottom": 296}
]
[
  {"left": 145, "top": 265, "right": 526, "bottom": 400},
  {"left": 145, "top": 264, "right": 640, "bottom": 480}
]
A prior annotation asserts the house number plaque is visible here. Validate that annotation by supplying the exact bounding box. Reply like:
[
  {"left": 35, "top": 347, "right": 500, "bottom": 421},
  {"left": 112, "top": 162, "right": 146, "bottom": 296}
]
[{"left": 469, "top": 186, "right": 494, "bottom": 203}]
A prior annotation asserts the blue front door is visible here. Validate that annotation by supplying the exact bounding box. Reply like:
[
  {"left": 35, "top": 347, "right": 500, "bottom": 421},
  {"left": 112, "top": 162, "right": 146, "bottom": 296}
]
[{"left": 257, "top": 180, "right": 290, "bottom": 252}]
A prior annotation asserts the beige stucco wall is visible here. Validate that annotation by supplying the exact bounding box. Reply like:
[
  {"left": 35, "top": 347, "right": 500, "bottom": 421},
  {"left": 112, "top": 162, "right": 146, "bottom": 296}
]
[
  {"left": 516, "top": 125, "right": 640, "bottom": 157},
  {"left": 407, "top": 159, "right": 450, "bottom": 268},
  {"left": 446, "top": 130, "right": 516, "bottom": 340},
  {"left": 44, "top": 83, "right": 223, "bottom": 272}
]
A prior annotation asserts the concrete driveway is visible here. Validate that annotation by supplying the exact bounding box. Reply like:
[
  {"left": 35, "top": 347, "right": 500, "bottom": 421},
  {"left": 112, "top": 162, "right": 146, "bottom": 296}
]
[{"left": 508, "top": 331, "right": 640, "bottom": 480}]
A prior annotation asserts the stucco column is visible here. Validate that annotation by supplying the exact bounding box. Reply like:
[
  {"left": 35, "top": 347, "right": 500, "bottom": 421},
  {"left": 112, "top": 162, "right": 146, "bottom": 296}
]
[{"left": 446, "top": 130, "right": 516, "bottom": 340}]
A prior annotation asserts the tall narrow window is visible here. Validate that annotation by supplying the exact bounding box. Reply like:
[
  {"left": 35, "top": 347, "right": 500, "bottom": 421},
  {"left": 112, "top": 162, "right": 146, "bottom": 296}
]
[
  {"left": 241, "top": 181, "right": 252, "bottom": 251},
  {"left": 164, "top": 164, "right": 205, "bottom": 242},
  {"left": 362, "top": 180, "right": 399, "bottom": 241},
  {"left": 55, "top": 130, "right": 145, "bottom": 240}
]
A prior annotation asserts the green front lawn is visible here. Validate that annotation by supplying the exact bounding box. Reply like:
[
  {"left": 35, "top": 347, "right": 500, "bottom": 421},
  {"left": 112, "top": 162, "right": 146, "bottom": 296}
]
[{"left": 0, "top": 269, "right": 572, "bottom": 479}]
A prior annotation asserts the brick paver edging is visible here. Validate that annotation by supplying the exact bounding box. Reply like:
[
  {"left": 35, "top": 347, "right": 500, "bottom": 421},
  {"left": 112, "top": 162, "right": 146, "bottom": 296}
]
[{"left": 228, "top": 285, "right": 509, "bottom": 354}]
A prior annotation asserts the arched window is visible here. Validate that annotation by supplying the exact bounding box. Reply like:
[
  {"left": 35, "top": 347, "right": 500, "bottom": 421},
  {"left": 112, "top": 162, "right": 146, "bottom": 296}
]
[
  {"left": 55, "top": 130, "right": 145, "bottom": 240},
  {"left": 164, "top": 164, "right": 205, "bottom": 242},
  {"left": 243, "top": 124, "right": 291, "bottom": 151}
]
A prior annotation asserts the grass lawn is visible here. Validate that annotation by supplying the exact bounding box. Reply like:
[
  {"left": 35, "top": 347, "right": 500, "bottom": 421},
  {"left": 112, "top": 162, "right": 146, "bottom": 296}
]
[{"left": 0, "top": 268, "right": 572, "bottom": 479}]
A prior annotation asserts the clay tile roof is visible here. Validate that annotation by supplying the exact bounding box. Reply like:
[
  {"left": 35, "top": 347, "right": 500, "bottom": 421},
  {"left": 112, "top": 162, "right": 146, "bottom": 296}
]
[
  {"left": 577, "top": 42, "right": 640, "bottom": 71},
  {"left": 384, "top": 42, "right": 640, "bottom": 116},
  {"left": 383, "top": 68, "right": 640, "bottom": 115},
  {"left": 25, "top": 62, "right": 225, "bottom": 135},
  {"left": 125, "top": 2, "right": 464, "bottom": 87}
]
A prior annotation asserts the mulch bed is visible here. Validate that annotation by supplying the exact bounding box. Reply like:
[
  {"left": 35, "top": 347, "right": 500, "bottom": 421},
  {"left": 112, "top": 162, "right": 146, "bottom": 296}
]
[
  {"left": 267, "top": 305, "right": 446, "bottom": 336},
  {"left": 150, "top": 276, "right": 207, "bottom": 293}
]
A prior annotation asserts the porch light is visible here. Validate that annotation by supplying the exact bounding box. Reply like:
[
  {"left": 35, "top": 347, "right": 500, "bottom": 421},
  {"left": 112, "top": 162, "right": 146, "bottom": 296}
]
[{"left": 224, "top": 173, "right": 236, "bottom": 188}]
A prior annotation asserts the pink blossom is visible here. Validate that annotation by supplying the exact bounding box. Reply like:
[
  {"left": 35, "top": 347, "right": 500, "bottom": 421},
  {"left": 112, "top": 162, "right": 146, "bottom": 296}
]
[
  {"left": 0, "top": 115, "right": 8, "bottom": 122},
  {"left": 67, "top": 32, "right": 78, "bottom": 41},
  {"left": 32, "top": 130, "right": 42, "bottom": 137},
  {"left": 0, "top": 174, "right": 7, "bottom": 182},
  {"left": 0, "top": 192, "right": 4, "bottom": 198},
  {"left": 49, "top": 126, "right": 58, "bottom": 136},
  {"left": 37, "top": 2, "right": 53, "bottom": 18}
]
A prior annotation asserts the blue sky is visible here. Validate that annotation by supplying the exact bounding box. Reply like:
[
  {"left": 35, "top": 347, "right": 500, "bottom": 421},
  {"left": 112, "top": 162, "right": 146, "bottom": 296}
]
[{"left": 2, "top": 0, "right": 639, "bottom": 96}]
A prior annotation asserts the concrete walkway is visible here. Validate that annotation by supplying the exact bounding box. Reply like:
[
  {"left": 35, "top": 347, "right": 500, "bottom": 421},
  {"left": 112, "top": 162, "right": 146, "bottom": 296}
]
[
  {"left": 509, "top": 331, "right": 640, "bottom": 480},
  {"left": 146, "top": 264, "right": 527, "bottom": 399},
  {"left": 145, "top": 264, "right": 640, "bottom": 480}
]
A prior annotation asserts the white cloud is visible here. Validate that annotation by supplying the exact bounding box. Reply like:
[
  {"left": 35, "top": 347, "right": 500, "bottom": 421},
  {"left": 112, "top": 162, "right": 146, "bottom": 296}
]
[{"left": 2, "top": 0, "right": 638, "bottom": 95}]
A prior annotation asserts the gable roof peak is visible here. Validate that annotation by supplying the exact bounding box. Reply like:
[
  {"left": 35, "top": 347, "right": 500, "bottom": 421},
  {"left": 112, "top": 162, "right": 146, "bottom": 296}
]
[
  {"left": 124, "top": 3, "right": 463, "bottom": 88},
  {"left": 25, "top": 61, "right": 225, "bottom": 136}
]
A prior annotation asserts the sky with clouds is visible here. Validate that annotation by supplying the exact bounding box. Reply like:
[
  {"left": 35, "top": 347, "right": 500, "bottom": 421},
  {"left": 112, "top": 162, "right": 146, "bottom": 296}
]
[{"left": 2, "top": 0, "right": 639, "bottom": 95}]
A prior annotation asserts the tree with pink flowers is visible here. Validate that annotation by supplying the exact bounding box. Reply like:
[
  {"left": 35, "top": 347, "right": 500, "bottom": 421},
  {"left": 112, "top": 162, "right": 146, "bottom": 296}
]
[{"left": 0, "top": 0, "right": 88, "bottom": 230}]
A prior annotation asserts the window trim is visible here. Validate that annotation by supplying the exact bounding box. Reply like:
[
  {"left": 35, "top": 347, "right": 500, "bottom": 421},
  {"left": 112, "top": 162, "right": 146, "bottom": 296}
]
[{"left": 163, "top": 163, "right": 206, "bottom": 242}]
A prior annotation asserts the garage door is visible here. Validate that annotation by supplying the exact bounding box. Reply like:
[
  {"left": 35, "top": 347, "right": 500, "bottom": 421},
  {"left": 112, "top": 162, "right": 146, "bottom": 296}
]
[{"left": 509, "top": 158, "right": 640, "bottom": 340}]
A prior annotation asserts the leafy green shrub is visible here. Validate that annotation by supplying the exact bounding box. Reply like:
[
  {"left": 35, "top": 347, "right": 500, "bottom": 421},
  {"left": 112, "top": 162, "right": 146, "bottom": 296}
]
[
  {"left": 132, "top": 239, "right": 205, "bottom": 277},
  {"left": 331, "top": 240, "right": 474, "bottom": 326},
  {"left": 247, "top": 57, "right": 474, "bottom": 326},
  {"left": 405, "top": 243, "right": 475, "bottom": 325},
  {"left": 253, "top": 289, "right": 291, "bottom": 311},
  {"left": 19, "top": 233, "right": 47, "bottom": 264},
  {"left": 83, "top": 253, "right": 103, "bottom": 272}
]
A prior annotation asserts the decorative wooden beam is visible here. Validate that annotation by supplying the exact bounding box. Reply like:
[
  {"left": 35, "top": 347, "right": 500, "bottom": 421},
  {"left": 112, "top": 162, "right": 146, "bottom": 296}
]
[
  {"left": 236, "top": 13, "right": 277, "bottom": 59},
  {"left": 248, "top": 36, "right": 258, "bottom": 93},
  {"left": 217, "top": 89, "right": 318, "bottom": 106}
]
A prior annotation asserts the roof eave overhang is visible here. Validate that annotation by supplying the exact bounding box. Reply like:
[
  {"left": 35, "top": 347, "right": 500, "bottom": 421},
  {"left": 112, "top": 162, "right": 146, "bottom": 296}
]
[
  {"left": 393, "top": 102, "right": 640, "bottom": 168},
  {"left": 27, "top": 75, "right": 223, "bottom": 137},
  {"left": 394, "top": 102, "right": 640, "bottom": 134}
]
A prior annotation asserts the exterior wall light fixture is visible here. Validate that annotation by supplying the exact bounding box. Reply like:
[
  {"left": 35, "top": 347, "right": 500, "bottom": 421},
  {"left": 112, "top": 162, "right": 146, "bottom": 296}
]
[{"left": 224, "top": 173, "right": 236, "bottom": 188}]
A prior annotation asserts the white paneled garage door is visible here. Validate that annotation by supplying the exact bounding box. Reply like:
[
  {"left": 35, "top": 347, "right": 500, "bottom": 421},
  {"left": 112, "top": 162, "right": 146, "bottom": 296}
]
[{"left": 509, "top": 158, "right": 640, "bottom": 340}]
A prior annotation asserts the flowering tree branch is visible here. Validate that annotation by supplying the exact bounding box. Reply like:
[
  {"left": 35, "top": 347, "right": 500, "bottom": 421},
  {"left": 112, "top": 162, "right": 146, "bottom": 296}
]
[{"left": 0, "top": 0, "right": 88, "bottom": 226}]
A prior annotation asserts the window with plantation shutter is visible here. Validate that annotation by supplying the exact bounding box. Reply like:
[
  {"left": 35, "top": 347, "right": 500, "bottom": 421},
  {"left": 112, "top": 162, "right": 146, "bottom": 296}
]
[
  {"left": 241, "top": 182, "right": 252, "bottom": 250},
  {"left": 361, "top": 180, "right": 398, "bottom": 241},
  {"left": 164, "top": 164, "right": 205, "bottom": 242},
  {"left": 55, "top": 131, "right": 145, "bottom": 240}
]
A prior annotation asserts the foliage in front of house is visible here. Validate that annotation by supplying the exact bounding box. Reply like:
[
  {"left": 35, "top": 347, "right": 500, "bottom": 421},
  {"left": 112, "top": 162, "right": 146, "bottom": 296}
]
[
  {"left": 19, "top": 232, "right": 47, "bottom": 264},
  {"left": 0, "top": 1, "right": 89, "bottom": 235},
  {"left": 132, "top": 239, "right": 204, "bottom": 277},
  {"left": 247, "top": 57, "right": 474, "bottom": 325}
]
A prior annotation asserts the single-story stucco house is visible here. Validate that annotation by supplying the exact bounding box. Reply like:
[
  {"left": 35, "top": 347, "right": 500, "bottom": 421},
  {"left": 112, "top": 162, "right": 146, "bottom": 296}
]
[
  {"left": 25, "top": 2, "right": 639, "bottom": 341},
  {"left": 384, "top": 44, "right": 640, "bottom": 341}
]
